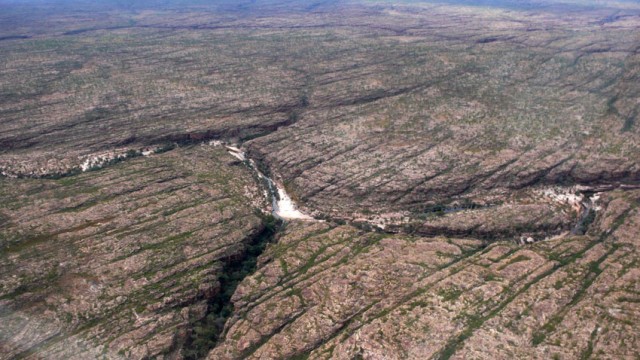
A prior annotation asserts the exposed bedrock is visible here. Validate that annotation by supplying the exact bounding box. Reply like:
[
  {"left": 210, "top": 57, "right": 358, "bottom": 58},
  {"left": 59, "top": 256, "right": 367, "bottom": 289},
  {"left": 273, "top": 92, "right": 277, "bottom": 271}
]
[
  {"left": 0, "top": 147, "right": 272, "bottom": 359},
  {"left": 210, "top": 189, "right": 640, "bottom": 359}
]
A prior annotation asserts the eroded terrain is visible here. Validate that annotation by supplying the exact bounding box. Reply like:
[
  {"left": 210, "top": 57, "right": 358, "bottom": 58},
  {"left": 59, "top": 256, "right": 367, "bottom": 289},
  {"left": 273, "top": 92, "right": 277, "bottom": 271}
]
[
  {"left": 0, "top": 146, "right": 272, "bottom": 358},
  {"left": 1, "top": 0, "right": 639, "bottom": 359},
  {"left": 212, "top": 190, "right": 640, "bottom": 359}
]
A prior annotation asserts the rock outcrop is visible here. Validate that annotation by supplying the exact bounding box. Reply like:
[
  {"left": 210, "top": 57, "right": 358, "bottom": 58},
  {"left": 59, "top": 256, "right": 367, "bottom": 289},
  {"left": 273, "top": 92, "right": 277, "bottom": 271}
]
[
  {"left": 0, "top": 146, "right": 269, "bottom": 359},
  {"left": 210, "top": 190, "right": 640, "bottom": 359},
  {"left": 0, "top": 0, "right": 639, "bottom": 359}
]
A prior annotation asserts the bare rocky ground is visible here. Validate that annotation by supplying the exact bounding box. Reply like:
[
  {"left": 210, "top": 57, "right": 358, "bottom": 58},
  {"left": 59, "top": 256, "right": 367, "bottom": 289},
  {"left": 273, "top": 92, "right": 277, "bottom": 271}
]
[
  {"left": 0, "top": 146, "right": 271, "bottom": 359},
  {"left": 210, "top": 190, "right": 640, "bottom": 360},
  {"left": 1, "top": 0, "right": 639, "bottom": 359}
]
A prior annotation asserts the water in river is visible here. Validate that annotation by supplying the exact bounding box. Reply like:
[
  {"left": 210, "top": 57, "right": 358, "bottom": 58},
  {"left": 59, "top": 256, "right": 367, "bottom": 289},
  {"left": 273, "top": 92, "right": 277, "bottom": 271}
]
[{"left": 226, "top": 145, "right": 313, "bottom": 220}]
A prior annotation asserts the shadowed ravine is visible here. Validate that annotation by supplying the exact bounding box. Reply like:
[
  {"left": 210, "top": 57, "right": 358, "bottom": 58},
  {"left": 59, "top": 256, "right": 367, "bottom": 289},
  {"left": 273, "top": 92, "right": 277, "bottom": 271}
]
[
  {"left": 1, "top": 0, "right": 640, "bottom": 359},
  {"left": 183, "top": 214, "right": 282, "bottom": 359}
]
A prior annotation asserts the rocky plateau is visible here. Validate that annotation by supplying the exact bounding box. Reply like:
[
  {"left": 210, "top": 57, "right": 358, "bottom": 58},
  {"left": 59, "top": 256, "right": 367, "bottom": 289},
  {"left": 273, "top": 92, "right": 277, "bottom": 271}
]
[{"left": 1, "top": 0, "right": 639, "bottom": 359}]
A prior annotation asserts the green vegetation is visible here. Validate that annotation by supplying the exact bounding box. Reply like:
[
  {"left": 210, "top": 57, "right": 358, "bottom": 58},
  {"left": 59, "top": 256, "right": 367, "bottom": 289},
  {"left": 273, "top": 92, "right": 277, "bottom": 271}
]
[
  {"left": 497, "top": 254, "right": 531, "bottom": 270},
  {"left": 438, "top": 287, "right": 463, "bottom": 302},
  {"left": 574, "top": 209, "right": 597, "bottom": 235},
  {"left": 183, "top": 214, "right": 282, "bottom": 359},
  {"left": 0, "top": 0, "right": 639, "bottom": 358},
  {"left": 621, "top": 111, "right": 637, "bottom": 132}
]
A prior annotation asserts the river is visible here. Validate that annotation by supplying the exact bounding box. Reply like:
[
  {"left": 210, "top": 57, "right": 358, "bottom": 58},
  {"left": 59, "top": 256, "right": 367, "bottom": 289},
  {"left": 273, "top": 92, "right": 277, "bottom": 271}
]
[{"left": 225, "top": 145, "right": 314, "bottom": 221}]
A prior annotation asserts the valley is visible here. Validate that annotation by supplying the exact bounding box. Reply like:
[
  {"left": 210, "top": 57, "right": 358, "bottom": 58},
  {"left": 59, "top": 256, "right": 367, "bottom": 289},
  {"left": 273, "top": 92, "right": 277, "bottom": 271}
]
[{"left": 1, "top": 0, "right": 639, "bottom": 359}]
